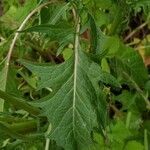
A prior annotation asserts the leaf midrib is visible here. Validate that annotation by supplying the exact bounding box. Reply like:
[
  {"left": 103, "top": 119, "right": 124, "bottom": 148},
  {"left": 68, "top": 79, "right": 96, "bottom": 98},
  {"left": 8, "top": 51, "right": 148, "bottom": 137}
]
[{"left": 73, "top": 17, "right": 80, "bottom": 135}]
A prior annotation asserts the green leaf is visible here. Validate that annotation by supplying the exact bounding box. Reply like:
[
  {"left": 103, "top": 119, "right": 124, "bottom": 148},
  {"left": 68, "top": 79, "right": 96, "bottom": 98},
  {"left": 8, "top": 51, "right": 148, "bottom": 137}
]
[
  {"left": 19, "top": 48, "right": 105, "bottom": 149},
  {"left": 0, "top": 67, "right": 6, "bottom": 112},
  {"left": 0, "top": 120, "right": 44, "bottom": 147},
  {"left": 49, "top": 3, "right": 70, "bottom": 25},
  {"left": 108, "top": 121, "right": 131, "bottom": 150},
  {"left": 0, "top": 90, "right": 40, "bottom": 116},
  {"left": 116, "top": 91, "right": 136, "bottom": 110},
  {"left": 22, "top": 22, "right": 74, "bottom": 55},
  {"left": 93, "top": 0, "right": 112, "bottom": 9},
  {"left": 63, "top": 48, "right": 73, "bottom": 60},
  {"left": 0, "top": 65, "right": 22, "bottom": 111},
  {"left": 109, "top": 44, "right": 148, "bottom": 87},
  {"left": 40, "top": 2, "right": 70, "bottom": 24},
  {"left": 0, "top": 0, "right": 37, "bottom": 29},
  {"left": 109, "top": 121, "right": 131, "bottom": 143},
  {"left": 97, "top": 34, "right": 120, "bottom": 57},
  {"left": 124, "top": 141, "right": 144, "bottom": 150},
  {"left": 82, "top": 132, "right": 106, "bottom": 150},
  {"left": 88, "top": 14, "right": 98, "bottom": 53},
  {"left": 131, "top": 0, "right": 150, "bottom": 16},
  {"left": 89, "top": 63, "right": 120, "bottom": 88},
  {"left": 23, "top": 22, "right": 73, "bottom": 35}
]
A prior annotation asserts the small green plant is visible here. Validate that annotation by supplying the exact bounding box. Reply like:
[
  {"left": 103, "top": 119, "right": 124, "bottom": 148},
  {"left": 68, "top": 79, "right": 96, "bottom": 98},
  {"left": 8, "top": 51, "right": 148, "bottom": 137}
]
[{"left": 0, "top": 0, "right": 150, "bottom": 149}]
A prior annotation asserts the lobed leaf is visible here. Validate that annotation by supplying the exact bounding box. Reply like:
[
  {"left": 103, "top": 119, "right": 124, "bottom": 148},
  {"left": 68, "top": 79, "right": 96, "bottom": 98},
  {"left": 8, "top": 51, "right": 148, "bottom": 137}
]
[{"left": 19, "top": 49, "right": 107, "bottom": 149}]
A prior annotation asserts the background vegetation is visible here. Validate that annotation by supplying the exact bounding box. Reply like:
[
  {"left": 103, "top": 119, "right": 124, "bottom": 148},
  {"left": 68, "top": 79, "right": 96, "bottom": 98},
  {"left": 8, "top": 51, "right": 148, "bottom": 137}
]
[{"left": 0, "top": 0, "right": 150, "bottom": 149}]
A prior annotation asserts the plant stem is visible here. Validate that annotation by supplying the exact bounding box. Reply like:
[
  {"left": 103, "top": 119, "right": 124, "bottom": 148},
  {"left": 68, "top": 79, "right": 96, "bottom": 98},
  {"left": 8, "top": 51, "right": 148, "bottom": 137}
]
[
  {"left": 2, "top": 0, "right": 58, "bottom": 112},
  {"left": 123, "top": 72, "right": 150, "bottom": 110},
  {"left": 6, "top": 0, "right": 57, "bottom": 69},
  {"left": 0, "top": 116, "right": 28, "bottom": 123},
  {"left": 0, "top": 90, "right": 41, "bottom": 116},
  {"left": 124, "top": 22, "right": 147, "bottom": 42},
  {"left": 0, "top": 120, "right": 44, "bottom": 140},
  {"left": 45, "top": 124, "right": 52, "bottom": 150},
  {"left": 110, "top": 104, "right": 122, "bottom": 117},
  {"left": 10, "top": 120, "right": 37, "bottom": 134},
  {"left": 126, "top": 111, "right": 131, "bottom": 128},
  {"left": 144, "top": 129, "right": 148, "bottom": 150}
]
